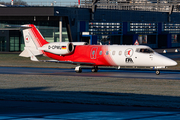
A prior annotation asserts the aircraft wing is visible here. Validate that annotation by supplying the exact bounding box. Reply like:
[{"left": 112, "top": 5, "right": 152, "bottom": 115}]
[{"left": 39, "top": 60, "right": 95, "bottom": 65}]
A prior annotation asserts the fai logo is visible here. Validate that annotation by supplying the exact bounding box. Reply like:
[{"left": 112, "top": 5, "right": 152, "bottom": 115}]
[
  {"left": 124, "top": 48, "right": 133, "bottom": 57},
  {"left": 125, "top": 58, "right": 134, "bottom": 63},
  {"left": 25, "top": 35, "right": 30, "bottom": 43}
]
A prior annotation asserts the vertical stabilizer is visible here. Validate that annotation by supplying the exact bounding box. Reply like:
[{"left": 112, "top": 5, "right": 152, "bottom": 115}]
[
  {"left": 22, "top": 24, "right": 48, "bottom": 48},
  {"left": 20, "top": 24, "right": 49, "bottom": 59}
]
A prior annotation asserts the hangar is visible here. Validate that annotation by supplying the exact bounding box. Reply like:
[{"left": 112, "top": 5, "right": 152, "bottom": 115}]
[{"left": 0, "top": 0, "right": 180, "bottom": 52}]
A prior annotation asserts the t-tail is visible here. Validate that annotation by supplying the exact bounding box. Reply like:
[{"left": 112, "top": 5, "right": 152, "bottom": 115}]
[{"left": 19, "top": 24, "right": 48, "bottom": 61}]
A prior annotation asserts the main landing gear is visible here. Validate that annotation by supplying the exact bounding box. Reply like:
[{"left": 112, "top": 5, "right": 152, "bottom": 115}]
[
  {"left": 91, "top": 66, "right": 98, "bottom": 72},
  {"left": 75, "top": 66, "right": 98, "bottom": 73},
  {"left": 75, "top": 66, "right": 82, "bottom": 73}
]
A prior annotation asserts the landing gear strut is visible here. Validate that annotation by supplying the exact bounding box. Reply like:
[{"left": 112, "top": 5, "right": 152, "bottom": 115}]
[
  {"left": 75, "top": 66, "right": 82, "bottom": 73},
  {"left": 156, "top": 70, "right": 160, "bottom": 75},
  {"left": 92, "top": 66, "right": 98, "bottom": 72}
]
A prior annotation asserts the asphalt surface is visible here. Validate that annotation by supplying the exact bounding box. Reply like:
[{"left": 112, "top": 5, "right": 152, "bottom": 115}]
[
  {"left": 1, "top": 51, "right": 180, "bottom": 119},
  {"left": 0, "top": 66, "right": 180, "bottom": 79},
  {"left": 1, "top": 101, "right": 180, "bottom": 120},
  {"left": 0, "top": 66, "right": 180, "bottom": 119}
]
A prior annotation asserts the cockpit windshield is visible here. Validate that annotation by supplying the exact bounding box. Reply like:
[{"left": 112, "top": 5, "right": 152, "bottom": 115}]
[{"left": 136, "top": 48, "right": 154, "bottom": 53}]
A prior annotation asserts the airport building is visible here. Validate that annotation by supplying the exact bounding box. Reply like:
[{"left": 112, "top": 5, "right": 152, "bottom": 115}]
[{"left": 1, "top": 0, "right": 180, "bottom": 52}]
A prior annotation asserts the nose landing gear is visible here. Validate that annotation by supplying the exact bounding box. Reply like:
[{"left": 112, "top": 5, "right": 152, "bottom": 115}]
[
  {"left": 156, "top": 70, "right": 160, "bottom": 75},
  {"left": 91, "top": 66, "right": 98, "bottom": 72}
]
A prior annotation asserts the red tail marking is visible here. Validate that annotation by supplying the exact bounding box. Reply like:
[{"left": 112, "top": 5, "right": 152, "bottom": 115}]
[{"left": 28, "top": 24, "right": 48, "bottom": 47}]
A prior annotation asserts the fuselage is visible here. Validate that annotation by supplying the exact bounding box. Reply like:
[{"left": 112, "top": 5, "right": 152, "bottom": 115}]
[
  {"left": 18, "top": 24, "right": 177, "bottom": 74},
  {"left": 44, "top": 45, "right": 177, "bottom": 68}
]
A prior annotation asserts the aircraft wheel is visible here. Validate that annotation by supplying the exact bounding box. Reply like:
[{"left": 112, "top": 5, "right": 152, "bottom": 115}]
[
  {"left": 92, "top": 66, "right": 98, "bottom": 72},
  {"left": 75, "top": 67, "right": 82, "bottom": 73},
  {"left": 156, "top": 70, "right": 160, "bottom": 75},
  {"left": 91, "top": 68, "right": 97, "bottom": 72},
  {"left": 79, "top": 68, "right": 82, "bottom": 73}
]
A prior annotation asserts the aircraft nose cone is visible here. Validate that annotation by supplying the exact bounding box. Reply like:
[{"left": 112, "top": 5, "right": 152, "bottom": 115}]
[
  {"left": 169, "top": 60, "right": 177, "bottom": 66},
  {"left": 163, "top": 58, "right": 177, "bottom": 66},
  {"left": 154, "top": 53, "right": 177, "bottom": 67}
]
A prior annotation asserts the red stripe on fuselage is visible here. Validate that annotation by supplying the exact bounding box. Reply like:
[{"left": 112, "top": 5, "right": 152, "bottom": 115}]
[
  {"left": 101, "top": 45, "right": 116, "bottom": 66},
  {"left": 44, "top": 45, "right": 117, "bottom": 66}
]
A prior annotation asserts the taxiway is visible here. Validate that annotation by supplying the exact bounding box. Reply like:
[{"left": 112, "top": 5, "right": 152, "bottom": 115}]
[{"left": 0, "top": 66, "right": 180, "bottom": 79}]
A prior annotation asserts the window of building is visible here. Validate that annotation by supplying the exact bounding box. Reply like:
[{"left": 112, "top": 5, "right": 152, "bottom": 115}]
[
  {"left": 172, "top": 34, "right": 178, "bottom": 43},
  {"left": 0, "top": 36, "right": 6, "bottom": 51},
  {"left": 130, "top": 22, "right": 157, "bottom": 34},
  {"left": 138, "top": 35, "right": 147, "bottom": 44}
]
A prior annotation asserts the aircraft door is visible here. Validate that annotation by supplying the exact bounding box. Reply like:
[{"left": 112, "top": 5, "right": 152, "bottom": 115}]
[{"left": 90, "top": 47, "right": 98, "bottom": 59}]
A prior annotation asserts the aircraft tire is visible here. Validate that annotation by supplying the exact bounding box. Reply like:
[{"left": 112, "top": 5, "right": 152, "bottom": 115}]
[
  {"left": 76, "top": 68, "right": 82, "bottom": 73},
  {"left": 91, "top": 69, "right": 96, "bottom": 72},
  {"left": 79, "top": 68, "right": 82, "bottom": 73},
  {"left": 92, "top": 66, "right": 98, "bottom": 72},
  {"left": 156, "top": 70, "right": 160, "bottom": 75}
]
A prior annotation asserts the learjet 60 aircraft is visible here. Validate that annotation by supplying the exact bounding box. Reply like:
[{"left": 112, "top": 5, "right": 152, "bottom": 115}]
[{"left": 18, "top": 24, "right": 177, "bottom": 75}]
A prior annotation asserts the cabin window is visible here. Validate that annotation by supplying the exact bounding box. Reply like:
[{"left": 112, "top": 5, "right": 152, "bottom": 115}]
[
  {"left": 119, "top": 51, "right": 122, "bottom": 55},
  {"left": 99, "top": 51, "right": 102, "bottom": 55},
  {"left": 112, "top": 51, "right": 115, "bottom": 55},
  {"left": 136, "top": 48, "right": 140, "bottom": 52},
  {"left": 92, "top": 51, "right": 95, "bottom": 55},
  {"left": 106, "top": 51, "right": 109, "bottom": 55}
]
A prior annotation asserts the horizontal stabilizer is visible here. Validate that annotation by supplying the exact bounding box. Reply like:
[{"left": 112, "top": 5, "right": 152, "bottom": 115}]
[
  {"left": 26, "top": 48, "right": 39, "bottom": 61},
  {"left": 19, "top": 47, "right": 41, "bottom": 61},
  {"left": 19, "top": 49, "right": 29, "bottom": 57},
  {"left": 5, "top": 25, "right": 32, "bottom": 30},
  {"left": 19, "top": 47, "right": 42, "bottom": 57}
]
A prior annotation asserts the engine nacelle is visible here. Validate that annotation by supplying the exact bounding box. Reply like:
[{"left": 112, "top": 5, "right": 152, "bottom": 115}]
[{"left": 39, "top": 42, "right": 74, "bottom": 55}]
